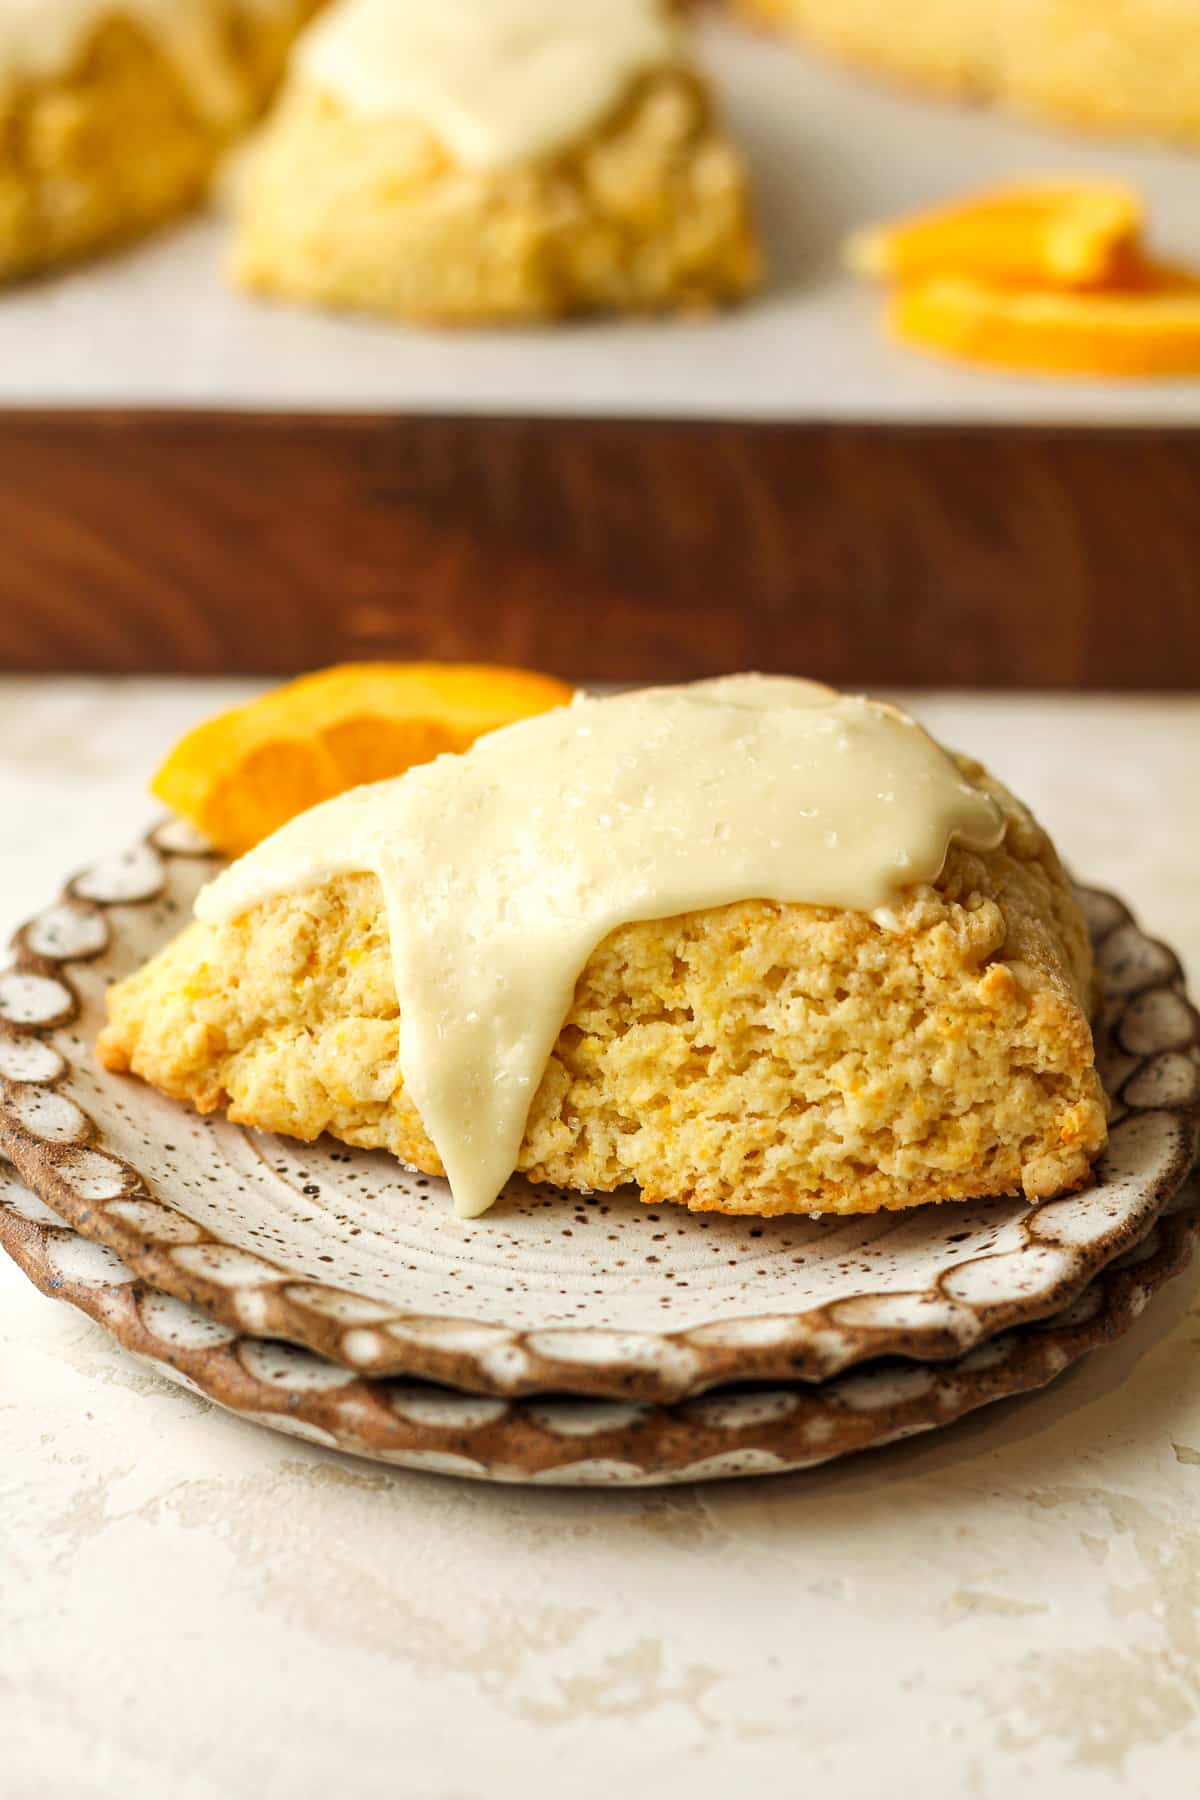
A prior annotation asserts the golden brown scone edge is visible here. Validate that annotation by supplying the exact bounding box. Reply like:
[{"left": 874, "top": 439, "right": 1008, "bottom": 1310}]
[{"left": 97, "top": 760, "right": 1108, "bottom": 1217}]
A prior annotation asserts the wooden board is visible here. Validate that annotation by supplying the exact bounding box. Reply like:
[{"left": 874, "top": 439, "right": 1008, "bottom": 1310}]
[{"left": 2, "top": 412, "right": 1198, "bottom": 687}]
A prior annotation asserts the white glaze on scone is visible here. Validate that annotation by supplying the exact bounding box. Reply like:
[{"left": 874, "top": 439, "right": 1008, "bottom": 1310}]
[
  {"left": 296, "top": 0, "right": 685, "bottom": 168},
  {"left": 141, "top": 677, "right": 1042, "bottom": 1220}
]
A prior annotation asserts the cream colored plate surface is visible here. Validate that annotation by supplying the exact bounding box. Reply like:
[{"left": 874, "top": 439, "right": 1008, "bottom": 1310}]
[{"left": 0, "top": 822, "right": 1197, "bottom": 1402}]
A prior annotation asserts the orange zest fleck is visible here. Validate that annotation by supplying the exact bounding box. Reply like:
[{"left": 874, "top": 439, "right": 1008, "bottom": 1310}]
[{"left": 152, "top": 662, "right": 574, "bottom": 856}]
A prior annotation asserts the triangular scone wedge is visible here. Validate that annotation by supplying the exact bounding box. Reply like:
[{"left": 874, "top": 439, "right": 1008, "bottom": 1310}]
[
  {"left": 735, "top": 0, "right": 1200, "bottom": 148},
  {"left": 98, "top": 764, "right": 1107, "bottom": 1219},
  {"left": 0, "top": 2, "right": 319, "bottom": 282},
  {"left": 232, "top": 47, "right": 760, "bottom": 321}
]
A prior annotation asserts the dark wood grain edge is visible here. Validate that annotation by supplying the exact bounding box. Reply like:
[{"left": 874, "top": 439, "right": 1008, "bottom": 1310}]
[{"left": 2, "top": 410, "right": 1198, "bottom": 685}]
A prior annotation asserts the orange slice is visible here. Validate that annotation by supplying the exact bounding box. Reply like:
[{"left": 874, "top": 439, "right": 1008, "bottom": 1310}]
[
  {"left": 153, "top": 662, "right": 574, "bottom": 856},
  {"left": 1105, "top": 254, "right": 1200, "bottom": 295},
  {"left": 847, "top": 181, "right": 1142, "bottom": 290},
  {"left": 888, "top": 270, "right": 1200, "bottom": 372},
  {"left": 887, "top": 275, "right": 1200, "bottom": 377}
]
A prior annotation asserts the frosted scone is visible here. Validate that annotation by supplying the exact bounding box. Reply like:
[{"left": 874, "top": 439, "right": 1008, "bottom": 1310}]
[
  {"left": 0, "top": 0, "right": 321, "bottom": 282},
  {"left": 737, "top": 1, "right": 1200, "bottom": 147},
  {"left": 98, "top": 677, "right": 1107, "bottom": 1221},
  {"left": 232, "top": 0, "right": 760, "bottom": 323}
]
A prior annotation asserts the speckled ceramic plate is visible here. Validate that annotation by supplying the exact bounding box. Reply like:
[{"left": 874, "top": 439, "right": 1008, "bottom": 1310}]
[
  {"left": 1, "top": 823, "right": 1197, "bottom": 1403},
  {"left": 2, "top": 1161, "right": 1196, "bottom": 1485}
]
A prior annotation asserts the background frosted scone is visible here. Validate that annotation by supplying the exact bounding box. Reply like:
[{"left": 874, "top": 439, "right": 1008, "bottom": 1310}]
[
  {"left": 737, "top": 0, "right": 1200, "bottom": 147},
  {"left": 232, "top": 0, "right": 760, "bottom": 323},
  {"left": 98, "top": 764, "right": 1107, "bottom": 1219},
  {"left": 0, "top": 0, "right": 322, "bottom": 282}
]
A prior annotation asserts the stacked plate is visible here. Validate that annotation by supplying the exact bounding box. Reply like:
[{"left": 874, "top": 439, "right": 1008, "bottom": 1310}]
[{"left": 1, "top": 822, "right": 1198, "bottom": 1486}]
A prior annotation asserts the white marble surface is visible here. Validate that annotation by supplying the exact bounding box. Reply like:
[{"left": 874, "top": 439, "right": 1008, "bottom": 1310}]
[{"left": 3, "top": 679, "right": 1200, "bottom": 1800}]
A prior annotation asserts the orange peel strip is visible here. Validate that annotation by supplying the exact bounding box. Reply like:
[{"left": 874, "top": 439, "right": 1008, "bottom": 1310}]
[
  {"left": 847, "top": 180, "right": 1143, "bottom": 290},
  {"left": 887, "top": 275, "right": 1200, "bottom": 377},
  {"left": 152, "top": 662, "right": 575, "bottom": 856}
]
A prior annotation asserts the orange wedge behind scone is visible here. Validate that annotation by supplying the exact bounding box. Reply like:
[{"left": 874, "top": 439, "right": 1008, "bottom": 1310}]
[
  {"left": 887, "top": 275, "right": 1200, "bottom": 377},
  {"left": 153, "top": 662, "right": 575, "bottom": 856},
  {"left": 847, "top": 180, "right": 1142, "bottom": 290}
]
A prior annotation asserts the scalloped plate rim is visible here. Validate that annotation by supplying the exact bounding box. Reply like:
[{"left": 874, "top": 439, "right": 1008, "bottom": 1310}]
[{"left": 0, "top": 1171, "right": 1195, "bottom": 1486}]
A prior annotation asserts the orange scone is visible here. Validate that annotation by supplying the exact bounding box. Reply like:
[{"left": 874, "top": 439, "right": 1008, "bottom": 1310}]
[
  {"left": 738, "top": 0, "right": 1200, "bottom": 147},
  {"left": 232, "top": 0, "right": 760, "bottom": 323},
  {"left": 0, "top": 0, "right": 321, "bottom": 282},
  {"left": 98, "top": 678, "right": 1106, "bottom": 1221}
]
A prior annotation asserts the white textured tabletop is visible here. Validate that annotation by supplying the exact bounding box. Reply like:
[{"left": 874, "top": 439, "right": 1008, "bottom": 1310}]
[{"left": 3, "top": 679, "right": 1200, "bottom": 1800}]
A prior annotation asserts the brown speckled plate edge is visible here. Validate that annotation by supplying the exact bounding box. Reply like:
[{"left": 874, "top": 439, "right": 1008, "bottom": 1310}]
[
  {"left": 1, "top": 1167, "right": 1196, "bottom": 1486},
  {"left": 0, "top": 821, "right": 1197, "bottom": 1403}
]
